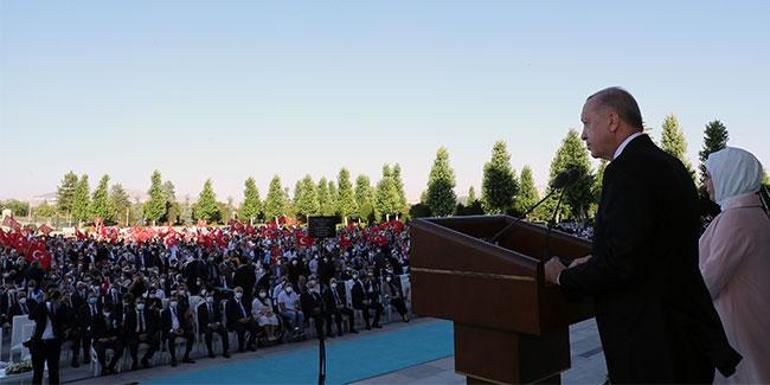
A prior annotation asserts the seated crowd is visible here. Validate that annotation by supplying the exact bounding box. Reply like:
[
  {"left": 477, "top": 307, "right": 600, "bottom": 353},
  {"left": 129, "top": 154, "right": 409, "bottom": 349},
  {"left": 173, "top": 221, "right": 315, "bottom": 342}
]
[{"left": 0, "top": 221, "right": 411, "bottom": 376}]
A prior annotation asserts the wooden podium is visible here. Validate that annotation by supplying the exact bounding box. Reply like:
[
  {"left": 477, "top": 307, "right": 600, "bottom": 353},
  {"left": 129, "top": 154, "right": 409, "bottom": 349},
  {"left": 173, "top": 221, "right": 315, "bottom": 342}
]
[{"left": 410, "top": 215, "right": 594, "bottom": 385}]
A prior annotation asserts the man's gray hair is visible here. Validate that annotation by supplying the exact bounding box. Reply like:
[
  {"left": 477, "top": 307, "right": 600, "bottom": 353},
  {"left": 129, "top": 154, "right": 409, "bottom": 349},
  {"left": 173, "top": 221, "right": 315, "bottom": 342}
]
[{"left": 587, "top": 87, "right": 644, "bottom": 129}]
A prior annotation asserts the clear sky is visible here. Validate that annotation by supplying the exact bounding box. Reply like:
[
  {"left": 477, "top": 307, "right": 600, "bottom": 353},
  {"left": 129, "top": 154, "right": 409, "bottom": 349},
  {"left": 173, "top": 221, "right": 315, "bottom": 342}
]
[{"left": 2, "top": 1, "right": 768, "bottom": 203}]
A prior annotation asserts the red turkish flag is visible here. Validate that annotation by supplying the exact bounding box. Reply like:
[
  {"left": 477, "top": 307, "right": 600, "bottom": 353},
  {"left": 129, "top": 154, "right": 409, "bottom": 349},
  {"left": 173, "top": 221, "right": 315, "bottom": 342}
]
[
  {"left": 2, "top": 216, "right": 21, "bottom": 231},
  {"left": 75, "top": 227, "right": 88, "bottom": 240},
  {"left": 26, "top": 241, "right": 52, "bottom": 270},
  {"left": 38, "top": 224, "right": 54, "bottom": 236}
]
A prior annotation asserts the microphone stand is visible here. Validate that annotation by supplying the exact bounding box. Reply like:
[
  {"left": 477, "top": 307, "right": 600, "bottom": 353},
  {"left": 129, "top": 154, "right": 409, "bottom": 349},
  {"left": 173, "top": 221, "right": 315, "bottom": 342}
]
[
  {"left": 543, "top": 187, "right": 567, "bottom": 261},
  {"left": 488, "top": 189, "right": 558, "bottom": 245},
  {"left": 316, "top": 238, "right": 327, "bottom": 385}
]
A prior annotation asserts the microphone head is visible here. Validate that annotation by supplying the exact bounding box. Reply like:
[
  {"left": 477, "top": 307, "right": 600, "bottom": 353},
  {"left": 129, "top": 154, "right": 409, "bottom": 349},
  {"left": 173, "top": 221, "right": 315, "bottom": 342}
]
[{"left": 550, "top": 168, "right": 580, "bottom": 189}]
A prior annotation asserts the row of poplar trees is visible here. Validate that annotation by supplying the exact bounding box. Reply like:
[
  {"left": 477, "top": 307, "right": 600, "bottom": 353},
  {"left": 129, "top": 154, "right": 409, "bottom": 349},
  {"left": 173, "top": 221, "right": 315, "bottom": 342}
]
[{"left": 45, "top": 116, "right": 767, "bottom": 226}]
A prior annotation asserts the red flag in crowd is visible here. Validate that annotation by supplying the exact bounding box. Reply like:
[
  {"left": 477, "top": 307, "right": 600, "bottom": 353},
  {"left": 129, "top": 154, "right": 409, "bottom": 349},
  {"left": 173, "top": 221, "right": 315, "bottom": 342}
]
[
  {"left": 38, "top": 224, "right": 54, "bottom": 236},
  {"left": 25, "top": 240, "right": 52, "bottom": 270},
  {"left": 2, "top": 216, "right": 22, "bottom": 232},
  {"left": 75, "top": 227, "right": 88, "bottom": 240}
]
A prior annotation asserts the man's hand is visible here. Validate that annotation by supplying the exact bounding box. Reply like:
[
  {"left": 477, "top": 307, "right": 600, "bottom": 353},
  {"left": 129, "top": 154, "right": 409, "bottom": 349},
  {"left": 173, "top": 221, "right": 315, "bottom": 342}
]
[
  {"left": 569, "top": 254, "right": 592, "bottom": 268},
  {"left": 545, "top": 257, "right": 567, "bottom": 286}
]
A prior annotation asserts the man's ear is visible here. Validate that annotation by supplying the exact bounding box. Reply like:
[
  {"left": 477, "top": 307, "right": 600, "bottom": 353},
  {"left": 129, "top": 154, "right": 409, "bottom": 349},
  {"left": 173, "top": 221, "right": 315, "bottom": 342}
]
[{"left": 607, "top": 111, "right": 620, "bottom": 133}]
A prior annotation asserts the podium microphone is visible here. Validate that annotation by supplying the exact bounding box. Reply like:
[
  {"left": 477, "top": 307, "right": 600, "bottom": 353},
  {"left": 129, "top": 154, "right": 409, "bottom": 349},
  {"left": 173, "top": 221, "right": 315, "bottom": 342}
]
[{"left": 488, "top": 168, "right": 581, "bottom": 244}]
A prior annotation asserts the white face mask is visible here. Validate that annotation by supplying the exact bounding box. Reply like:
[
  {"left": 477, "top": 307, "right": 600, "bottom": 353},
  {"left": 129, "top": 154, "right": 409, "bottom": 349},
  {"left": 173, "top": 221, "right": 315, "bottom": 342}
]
[
  {"left": 259, "top": 292, "right": 267, "bottom": 298},
  {"left": 103, "top": 312, "right": 111, "bottom": 317},
  {"left": 136, "top": 303, "right": 145, "bottom": 310},
  {"left": 330, "top": 283, "right": 337, "bottom": 289},
  {"left": 206, "top": 297, "right": 214, "bottom": 304},
  {"left": 235, "top": 292, "right": 243, "bottom": 299},
  {"left": 285, "top": 287, "right": 293, "bottom": 294},
  {"left": 170, "top": 301, "right": 178, "bottom": 307}
]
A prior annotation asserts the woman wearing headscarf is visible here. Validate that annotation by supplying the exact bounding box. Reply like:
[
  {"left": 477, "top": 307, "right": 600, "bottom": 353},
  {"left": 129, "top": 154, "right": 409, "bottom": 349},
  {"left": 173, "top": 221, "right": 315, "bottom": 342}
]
[{"left": 700, "top": 147, "right": 770, "bottom": 384}]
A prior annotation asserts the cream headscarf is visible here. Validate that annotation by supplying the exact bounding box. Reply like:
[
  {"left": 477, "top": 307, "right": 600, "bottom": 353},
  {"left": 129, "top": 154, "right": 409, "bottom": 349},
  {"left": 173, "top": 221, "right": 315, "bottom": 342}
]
[{"left": 705, "top": 147, "right": 764, "bottom": 210}]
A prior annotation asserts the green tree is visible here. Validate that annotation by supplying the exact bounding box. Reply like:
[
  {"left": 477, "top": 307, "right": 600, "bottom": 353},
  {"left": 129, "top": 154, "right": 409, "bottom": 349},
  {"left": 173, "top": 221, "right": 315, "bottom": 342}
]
[
  {"left": 180, "top": 196, "right": 193, "bottom": 225},
  {"left": 481, "top": 141, "right": 518, "bottom": 214},
  {"left": 699, "top": 120, "right": 729, "bottom": 197},
  {"left": 56, "top": 171, "right": 79, "bottom": 217},
  {"left": 316, "top": 177, "right": 332, "bottom": 216},
  {"left": 34, "top": 202, "right": 57, "bottom": 219},
  {"left": 143, "top": 170, "right": 166, "bottom": 226},
  {"left": 326, "top": 180, "right": 338, "bottom": 216},
  {"left": 467, "top": 186, "right": 477, "bottom": 204},
  {"left": 392, "top": 164, "right": 409, "bottom": 218},
  {"left": 425, "top": 147, "right": 457, "bottom": 217},
  {"left": 337, "top": 168, "right": 357, "bottom": 225},
  {"left": 354, "top": 175, "right": 375, "bottom": 222},
  {"left": 109, "top": 184, "right": 131, "bottom": 226},
  {"left": 90, "top": 175, "right": 111, "bottom": 220},
  {"left": 660, "top": 114, "right": 694, "bottom": 176},
  {"left": 4, "top": 200, "right": 30, "bottom": 217},
  {"left": 546, "top": 129, "right": 594, "bottom": 220},
  {"left": 264, "top": 175, "right": 286, "bottom": 222},
  {"left": 193, "top": 179, "right": 221, "bottom": 223},
  {"left": 162, "top": 181, "right": 180, "bottom": 225},
  {"left": 240, "top": 177, "right": 262, "bottom": 223},
  {"left": 514, "top": 166, "right": 539, "bottom": 216},
  {"left": 294, "top": 175, "right": 320, "bottom": 220},
  {"left": 376, "top": 164, "right": 402, "bottom": 221},
  {"left": 72, "top": 174, "right": 91, "bottom": 223}
]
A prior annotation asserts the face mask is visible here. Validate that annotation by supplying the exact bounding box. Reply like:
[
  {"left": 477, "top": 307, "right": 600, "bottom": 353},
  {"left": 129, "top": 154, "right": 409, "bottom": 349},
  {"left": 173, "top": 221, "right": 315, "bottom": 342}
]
[
  {"left": 103, "top": 312, "right": 111, "bottom": 317},
  {"left": 88, "top": 298, "right": 97, "bottom": 304},
  {"left": 170, "top": 301, "right": 178, "bottom": 307},
  {"left": 285, "top": 288, "right": 293, "bottom": 294},
  {"left": 330, "top": 283, "right": 337, "bottom": 289},
  {"left": 352, "top": 275, "right": 358, "bottom": 280},
  {"left": 206, "top": 297, "right": 214, "bottom": 304},
  {"left": 137, "top": 303, "right": 145, "bottom": 310},
  {"left": 259, "top": 292, "right": 267, "bottom": 298},
  {"left": 386, "top": 277, "right": 392, "bottom": 282},
  {"left": 19, "top": 298, "right": 27, "bottom": 304},
  {"left": 235, "top": 292, "right": 243, "bottom": 299}
]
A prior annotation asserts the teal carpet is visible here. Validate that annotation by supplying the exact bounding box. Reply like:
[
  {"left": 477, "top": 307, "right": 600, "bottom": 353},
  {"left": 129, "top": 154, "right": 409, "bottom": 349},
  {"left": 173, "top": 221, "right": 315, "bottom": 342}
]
[{"left": 143, "top": 320, "right": 454, "bottom": 385}]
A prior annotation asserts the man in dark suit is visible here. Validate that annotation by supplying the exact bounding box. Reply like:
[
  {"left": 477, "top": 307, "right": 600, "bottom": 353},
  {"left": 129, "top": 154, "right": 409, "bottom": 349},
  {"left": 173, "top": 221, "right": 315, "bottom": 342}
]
[
  {"left": 28, "top": 289, "right": 65, "bottom": 385},
  {"left": 123, "top": 296, "right": 160, "bottom": 370},
  {"left": 351, "top": 271, "right": 382, "bottom": 330},
  {"left": 300, "top": 278, "right": 325, "bottom": 338},
  {"left": 545, "top": 87, "right": 741, "bottom": 384},
  {"left": 197, "top": 291, "right": 230, "bottom": 358},
  {"left": 161, "top": 294, "right": 195, "bottom": 366},
  {"left": 92, "top": 303, "right": 125, "bottom": 376},
  {"left": 323, "top": 277, "right": 356, "bottom": 336},
  {"left": 225, "top": 286, "right": 258, "bottom": 352}
]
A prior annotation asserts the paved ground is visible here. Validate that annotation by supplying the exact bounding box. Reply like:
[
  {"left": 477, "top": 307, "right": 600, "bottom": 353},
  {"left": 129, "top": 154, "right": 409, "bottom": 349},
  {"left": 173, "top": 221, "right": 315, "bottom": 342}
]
[
  {"left": 0, "top": 318, "right": 605, "bottom": 385},
  {"left": 353, "top": 318, "right": 607, "bottom": 385}
]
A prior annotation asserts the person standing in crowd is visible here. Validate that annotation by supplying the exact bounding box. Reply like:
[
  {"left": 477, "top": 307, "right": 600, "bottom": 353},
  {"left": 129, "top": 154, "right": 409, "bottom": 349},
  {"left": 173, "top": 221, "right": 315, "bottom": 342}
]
[
  {"left": 700, "top": 147, "right": 770, "bottom": 384},
  {"left": 28, "top": 289, "right": 64, "bottom": 385},
  {"left": 545, "top": 87, "right": 741, "bottom": 383}
]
